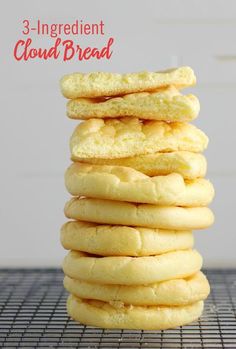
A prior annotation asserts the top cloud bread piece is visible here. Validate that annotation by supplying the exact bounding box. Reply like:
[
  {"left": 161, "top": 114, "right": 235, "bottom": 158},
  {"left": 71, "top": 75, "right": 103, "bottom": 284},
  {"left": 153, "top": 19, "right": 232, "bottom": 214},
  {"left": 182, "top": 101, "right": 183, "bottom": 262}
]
[
  {"left": 67, "top": 86, "right": 200, "bottom": 122},
  {"left": 60, "top": 66, "right": 196, "bottom": 99}
]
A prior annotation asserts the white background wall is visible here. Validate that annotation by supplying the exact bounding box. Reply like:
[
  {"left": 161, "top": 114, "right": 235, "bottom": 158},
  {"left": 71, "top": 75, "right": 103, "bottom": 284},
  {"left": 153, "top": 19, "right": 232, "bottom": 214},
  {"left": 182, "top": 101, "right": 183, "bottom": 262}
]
[{"left": 0, "top": 0, "right": 235, "bottom": 267}]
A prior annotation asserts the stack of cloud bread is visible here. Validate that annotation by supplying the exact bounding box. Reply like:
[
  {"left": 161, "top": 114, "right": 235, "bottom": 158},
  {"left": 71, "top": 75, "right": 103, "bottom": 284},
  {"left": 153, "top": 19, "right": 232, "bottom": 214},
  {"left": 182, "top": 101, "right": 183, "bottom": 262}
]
[{"left": 60, "top": 67, "right": 214, "bottom": 330}]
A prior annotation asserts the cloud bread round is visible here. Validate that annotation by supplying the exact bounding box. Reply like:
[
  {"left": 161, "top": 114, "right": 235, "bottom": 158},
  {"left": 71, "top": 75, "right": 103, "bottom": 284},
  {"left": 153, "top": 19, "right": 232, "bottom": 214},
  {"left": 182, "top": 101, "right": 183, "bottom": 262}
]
[
  {"left": 67, "top": 86, "right": 200, "bottom": 122},
  {"left": 75, "top": 151, "right": 207, "bottom": 179},
  {"left": 60, "top": 66, "right": 196, "bottom": 99},
  {"left": 64, "top": 272, "right": 209, "bottom": 306},
  {"left": 67, "top": 295, "right": 203, "bottom": 330},
  {"left": 64, "top": 197, "right": 214, "bottom": 230},
  {"left": 62, "top": 249, "right": 202, "bottom": 285},
  {"left": 61, "top": 221, "right": 194, "bottom": 256},
  {"left": 65, "top": 163, "right": 214, "bottom": 206},
  {"left": 70, "top": 118, "right": 208, "bottom": 159}
]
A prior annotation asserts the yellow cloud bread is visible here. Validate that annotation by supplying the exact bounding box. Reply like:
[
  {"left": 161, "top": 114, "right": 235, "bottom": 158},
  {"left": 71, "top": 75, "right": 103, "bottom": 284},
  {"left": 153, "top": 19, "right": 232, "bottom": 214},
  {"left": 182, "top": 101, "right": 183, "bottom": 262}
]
[
  {"left": 64, "top": 197, "right": 214, "bottom": 230},
  {"left": 64, "top": 271, "right": 210, "bottom": 306},
  {"left": 61, "top": 221, "right": 194, "bottom": 256},
  {"left": 65, "top": 163, "right": 214, "bottom": 206},
  {"left": 67, "top": 86, "right": 200, "bottom": 122},
  {"left": 60, "top": 66, "right": 196, "bottom": 99},
  {"left": 70, "top": 118, "right": 208, "bottom": 159},
  {"left": 75, "top": 151, "right": 207, "bottom": 179},
  {"left": 63, "top": 250, "right": 202, "bottom": 285},
  {"left": 67, "top": 295, "right": 203, "bottom": 330}
]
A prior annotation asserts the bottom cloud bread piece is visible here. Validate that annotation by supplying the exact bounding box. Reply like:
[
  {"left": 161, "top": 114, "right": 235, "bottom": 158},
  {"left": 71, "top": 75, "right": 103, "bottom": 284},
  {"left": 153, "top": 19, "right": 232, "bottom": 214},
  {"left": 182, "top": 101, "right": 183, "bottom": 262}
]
[{"left": 67, "top": 294, "right": 204, "bottom": 330}]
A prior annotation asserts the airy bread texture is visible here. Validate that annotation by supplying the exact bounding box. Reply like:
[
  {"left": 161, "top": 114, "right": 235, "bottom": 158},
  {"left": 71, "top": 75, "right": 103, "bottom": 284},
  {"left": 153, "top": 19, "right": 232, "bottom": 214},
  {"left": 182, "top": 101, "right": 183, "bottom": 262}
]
[
  {"left": 70, "top": 118, "right": 208, "bottom": 159},
  {"left": 67, "top": 86, "right": 200, "bottom": 122},
  {"left": 65, "top": 163, "right": 214, "bottom": 206},
  {"left": 67, "top": 295, "right": 203, "bottom": 330},
  {"left": 61, "top": 221, "right": 194, "bottom": 256},
  {"left": 64, "top": 197, "right": 214, "bottom": 230},
  {"left": 64, "top": 272, "right": 210, "bottom": 306},
  {"left": 60, "top": 66, "right": 196, "bottom": 98},
  {"left": 75, "top": 151, "right": 207, "bottom": 179},
  {"left": 62, "top": 250, "right": 202, "bottom": 285}
]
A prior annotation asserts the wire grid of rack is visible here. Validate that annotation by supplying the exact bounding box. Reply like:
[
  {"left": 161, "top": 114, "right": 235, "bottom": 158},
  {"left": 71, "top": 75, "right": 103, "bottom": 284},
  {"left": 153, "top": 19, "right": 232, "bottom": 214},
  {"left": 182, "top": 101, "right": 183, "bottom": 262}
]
[{"left": 0, "top": 269, "right": 236, "bottom": 348}]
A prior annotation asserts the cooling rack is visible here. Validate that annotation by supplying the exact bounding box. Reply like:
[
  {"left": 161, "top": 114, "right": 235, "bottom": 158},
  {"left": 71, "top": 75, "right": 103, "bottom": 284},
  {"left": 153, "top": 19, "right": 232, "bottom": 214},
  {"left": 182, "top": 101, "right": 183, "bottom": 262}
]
[{"left": 0, "top": 268, "right": 236, "bottom": 348}]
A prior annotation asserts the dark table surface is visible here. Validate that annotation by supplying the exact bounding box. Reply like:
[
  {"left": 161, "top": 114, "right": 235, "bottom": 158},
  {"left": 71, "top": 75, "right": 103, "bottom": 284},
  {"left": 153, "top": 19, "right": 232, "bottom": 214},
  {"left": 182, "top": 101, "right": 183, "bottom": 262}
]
[{"left": 0, "top": 268, "right": 236, "bottom": 349}]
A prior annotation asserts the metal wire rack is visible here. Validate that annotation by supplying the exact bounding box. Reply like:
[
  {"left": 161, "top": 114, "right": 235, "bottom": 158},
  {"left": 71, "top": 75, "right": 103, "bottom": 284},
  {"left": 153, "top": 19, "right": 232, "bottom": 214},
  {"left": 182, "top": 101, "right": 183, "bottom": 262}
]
[{"left": 0, "top": 269, "right": 236, "bottom": 349}]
